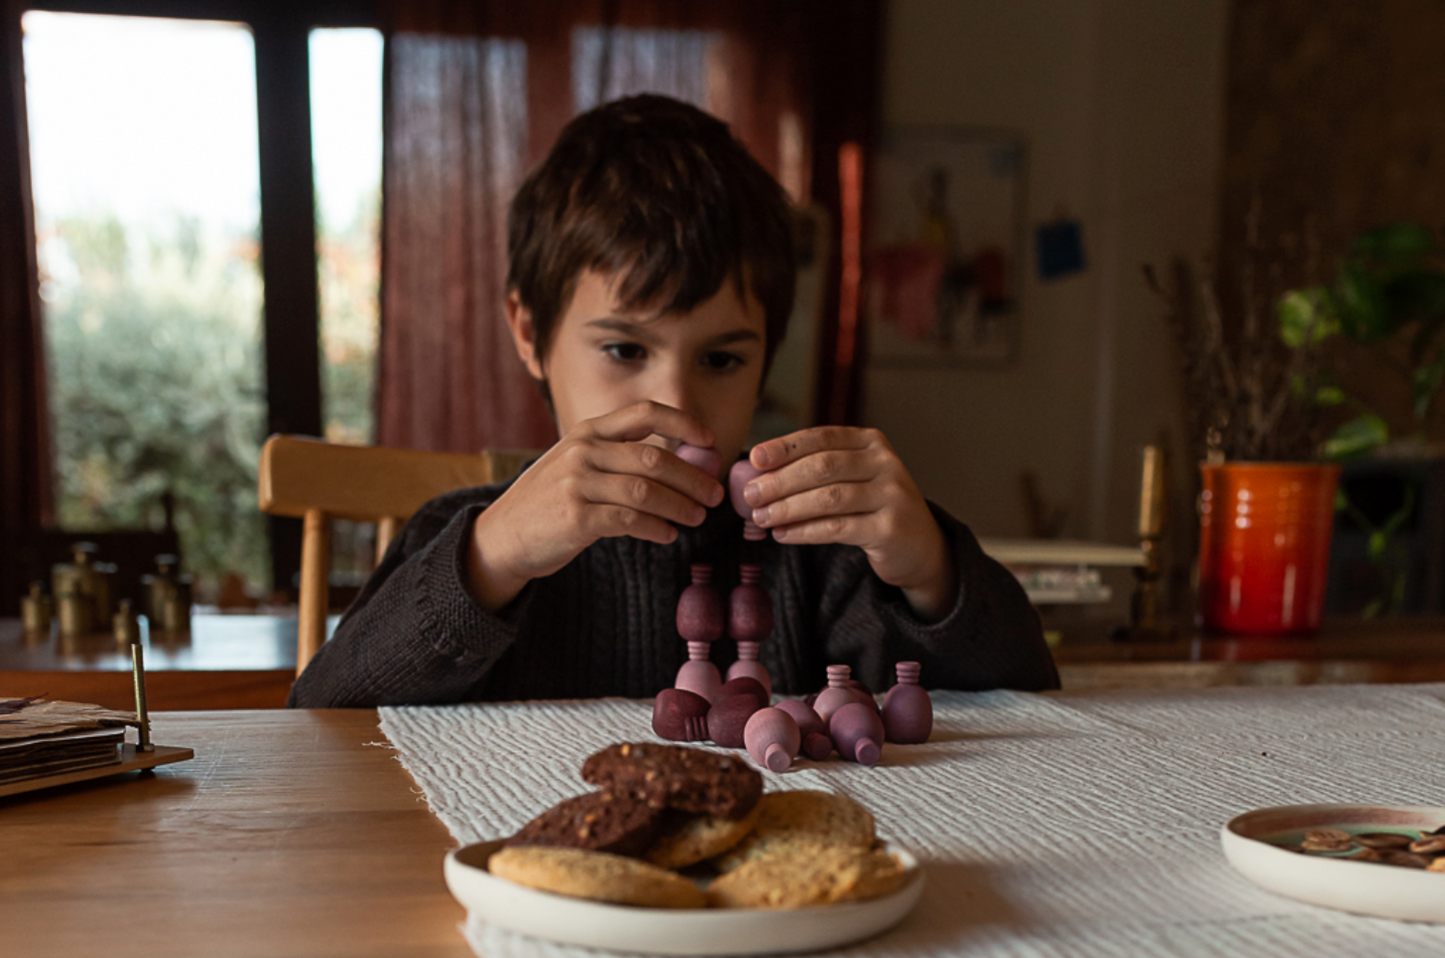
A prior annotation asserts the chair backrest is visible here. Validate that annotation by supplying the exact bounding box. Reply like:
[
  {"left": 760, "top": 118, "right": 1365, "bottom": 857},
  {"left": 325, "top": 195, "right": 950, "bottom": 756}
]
[{"left": 257, "top": 435, "right": 528, "bottom": 676}]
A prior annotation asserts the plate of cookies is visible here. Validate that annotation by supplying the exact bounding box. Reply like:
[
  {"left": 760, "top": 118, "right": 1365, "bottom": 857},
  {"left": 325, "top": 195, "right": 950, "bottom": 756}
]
[
  {"left": 1221, "top": 803, "right": 1445, "bottom": 923},
  {"left": 444, "top": 743, "right": 925, "bottom": 955}
]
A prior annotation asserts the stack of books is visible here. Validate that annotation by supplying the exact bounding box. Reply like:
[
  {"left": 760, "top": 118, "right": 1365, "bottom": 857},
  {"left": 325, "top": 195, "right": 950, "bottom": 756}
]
[
  {"left": 978, "top": 538, "right": 1147, "bottom": 605},
  {"left": 0, "top": 697, "right": 137, "bottom": 789}
]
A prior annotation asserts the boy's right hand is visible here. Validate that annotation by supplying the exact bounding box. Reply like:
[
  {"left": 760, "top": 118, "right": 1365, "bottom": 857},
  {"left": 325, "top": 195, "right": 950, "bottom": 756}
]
[{"left": 466, "top": 401, "right": 725, "bottom": 612}]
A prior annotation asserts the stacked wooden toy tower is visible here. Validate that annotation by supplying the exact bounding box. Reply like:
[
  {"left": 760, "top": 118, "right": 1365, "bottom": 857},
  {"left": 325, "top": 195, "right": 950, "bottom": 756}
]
[{"left": 652, "top": 448, "right": 934, "bottom": 772}]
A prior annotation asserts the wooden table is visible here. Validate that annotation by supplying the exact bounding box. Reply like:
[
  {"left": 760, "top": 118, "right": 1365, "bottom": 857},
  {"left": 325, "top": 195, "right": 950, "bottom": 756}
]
[
  {"left": 0, "top": 614, "right": 300, "bottom": 710},
  {"left": 0, "top": 710, "right": 471, "bottom": 958}
]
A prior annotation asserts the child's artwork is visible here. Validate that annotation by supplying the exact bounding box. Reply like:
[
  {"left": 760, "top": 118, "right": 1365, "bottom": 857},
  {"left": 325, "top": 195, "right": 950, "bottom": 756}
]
[{"left": 868, "top": 127, "right": 1026, "bottom": 366}]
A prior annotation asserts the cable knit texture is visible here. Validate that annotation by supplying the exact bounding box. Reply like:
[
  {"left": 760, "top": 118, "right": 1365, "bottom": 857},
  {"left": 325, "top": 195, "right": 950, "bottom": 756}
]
[{"left": 287, "top": 478, "right": 1059, "bottom": 707}]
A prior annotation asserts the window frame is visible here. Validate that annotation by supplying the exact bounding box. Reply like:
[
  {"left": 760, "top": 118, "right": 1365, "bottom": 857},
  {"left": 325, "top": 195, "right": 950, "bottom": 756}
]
[{"left": 23, "top": 0, "right": 378, "bottom": 593}]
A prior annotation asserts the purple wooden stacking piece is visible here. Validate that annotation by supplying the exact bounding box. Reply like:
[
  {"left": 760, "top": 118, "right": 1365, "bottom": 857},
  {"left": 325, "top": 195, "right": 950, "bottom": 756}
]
[
  {"left": 830, "top": 701, "right": 885, "bottom": 766},
  {"left": 725, "top": 563, "right": 774, "bottom": 697},
  {"left": 813, "top": 664, "right": 873, "bottom": 724},
  {"left": 675, "top": 443, "right": 723, "bottom": 480},
  {"left": 653, "top": 688, "right": 711, "bottom": 742},
  {"left": 729, "top": 459, "right": 768, "bottom": 541},
  {"left": 882, "top": 661, "right": 933, "bottom": 744},
  {"left": 717, "top": 676, "right": 769, "bottom": 711},
  {"left": 707, "top": 694, "right": 763, "bottom": 747},
  {"left": 744, "top": 707, "right": 801, "bottom": 772},
  {"left": 776, "top": 699, "right": 831, "bottom": 761},
  {"left": 674, "top": 563, "right": 723, "bottom": 702}
]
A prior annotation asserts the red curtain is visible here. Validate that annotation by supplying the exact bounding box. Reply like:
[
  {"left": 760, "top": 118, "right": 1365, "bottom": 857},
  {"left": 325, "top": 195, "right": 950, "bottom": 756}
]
[
  {"left": 0, "top": 3, "right": 53, "bottom": 614},
  {"left": 375, "top": 0, "right": 876, "bottom": 454}
]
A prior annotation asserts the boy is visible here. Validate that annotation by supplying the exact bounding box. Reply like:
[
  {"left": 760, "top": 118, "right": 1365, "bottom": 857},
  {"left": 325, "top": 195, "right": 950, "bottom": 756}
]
[{"left": 288, "top": 95, "right": 1057, "bottom": 708}]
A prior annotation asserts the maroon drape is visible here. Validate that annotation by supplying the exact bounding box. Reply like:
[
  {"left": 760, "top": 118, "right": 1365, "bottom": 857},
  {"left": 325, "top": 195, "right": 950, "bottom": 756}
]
[
  {"left": 0, "top": 3, "right": 53, "bottom": 614},
  {"left": 375, "top": 0, "right": 878, "bottom": 454}
]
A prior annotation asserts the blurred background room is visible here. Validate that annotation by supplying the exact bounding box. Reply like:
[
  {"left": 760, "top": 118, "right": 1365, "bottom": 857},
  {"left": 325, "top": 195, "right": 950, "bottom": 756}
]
[{"left": 5, "top": 0, "right": 1445, "bottom": 704}]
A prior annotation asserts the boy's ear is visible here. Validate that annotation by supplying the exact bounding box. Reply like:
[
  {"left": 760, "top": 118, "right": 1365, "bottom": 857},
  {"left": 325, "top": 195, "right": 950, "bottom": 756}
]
[{"left": 505, "top": 291, "right": 546, "bottom": 381}]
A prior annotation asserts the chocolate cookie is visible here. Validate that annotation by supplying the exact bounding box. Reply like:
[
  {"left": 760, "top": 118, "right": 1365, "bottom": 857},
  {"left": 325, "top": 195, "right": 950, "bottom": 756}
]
[
  {"left": 581, "top": 743, "right": 763, "bottom": 820},
  {"left": 504, "top": 790, "right": 664, "bottom": 857}
]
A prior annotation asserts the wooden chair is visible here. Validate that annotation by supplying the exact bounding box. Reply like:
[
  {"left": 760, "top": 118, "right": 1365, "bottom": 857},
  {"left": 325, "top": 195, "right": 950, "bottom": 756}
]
[{"left": 258, "top": 435, "right": 538, "bottom": 675}]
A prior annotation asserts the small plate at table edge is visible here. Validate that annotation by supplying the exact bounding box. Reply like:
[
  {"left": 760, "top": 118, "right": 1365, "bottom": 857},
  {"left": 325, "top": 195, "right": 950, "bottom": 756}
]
[
  {"left": 444, "top": 838, "right": 926, "bottom": 956},
  {"left": 1221, "top": 802, "right": 1445, "bottom": 924}
]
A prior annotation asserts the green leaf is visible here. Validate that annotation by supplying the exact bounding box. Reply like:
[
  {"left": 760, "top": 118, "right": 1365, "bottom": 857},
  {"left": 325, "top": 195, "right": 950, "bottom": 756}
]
[
  {"left": 1333, "top": 262, "right": 1390, "bottom": 343},
  {"left": 1334, "top": 487, "right": 1350, "bottom": 511},
  {"left": 1322, "top": 414, "right": 1389, "bottom": 461},
  {"left": 1315, "top": 385, "right": 1345, "bottom": 405},
  {"left": 1277, "top": 288, "right": 1338, "bottom": 347},
  {"left": 1351, "top": 222, "right": 1438, "bottom": 268},
  {"left": 1412, "top": 361, "right": 1445, "bottom": 422},
  {"left": 1368, "top": 529, "right": 1389, "bottom": 562}
]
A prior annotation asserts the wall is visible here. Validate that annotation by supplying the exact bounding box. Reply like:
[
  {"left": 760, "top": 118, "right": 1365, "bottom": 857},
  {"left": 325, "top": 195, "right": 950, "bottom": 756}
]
[
  {"left": 867, "top": 0, "right": 1229, "bottom": 564},
  {"left": 1220, "top": 0, "right": 1445, "bottom": 442}
]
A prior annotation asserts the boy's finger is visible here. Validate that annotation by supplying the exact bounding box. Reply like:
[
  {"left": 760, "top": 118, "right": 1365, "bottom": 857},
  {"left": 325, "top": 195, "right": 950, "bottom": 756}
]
[
  {"left": 589, "top": 400, "right": 715, "bottom": 448},
  {"left": 587, "top": 442, "right": 725, "bottom": 507},
  {"left": 768, "top": 512, "right": 877, "bottom": 548},
  {"left": 742, "top": 449, "right": 876, "bottom": 508},
  {"left": 588, "top": 505, "right": 681, "bottom": 546},
  {"left": 751, "top": 481, "right": 878, "bottom": 530},
  {"left": 750, "top": 426, "right": 874, "bottom": 471},
  {"left": 583, "top": 472, "right": 710, "bottom": 528}
]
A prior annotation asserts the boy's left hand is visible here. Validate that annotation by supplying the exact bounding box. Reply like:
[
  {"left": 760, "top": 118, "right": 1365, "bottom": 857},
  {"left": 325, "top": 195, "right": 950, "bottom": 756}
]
[{"left": 744, "top": 428, "right": 956, "bottom": 621}]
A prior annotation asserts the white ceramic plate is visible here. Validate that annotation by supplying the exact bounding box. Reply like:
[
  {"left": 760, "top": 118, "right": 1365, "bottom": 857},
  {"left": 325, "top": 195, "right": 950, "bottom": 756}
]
[
  {"left": 444, "top": 839, "right": 925, "bottom": 956},
  {"left": 1221, "top": 803, "right": 1445, "bottom": 923}
]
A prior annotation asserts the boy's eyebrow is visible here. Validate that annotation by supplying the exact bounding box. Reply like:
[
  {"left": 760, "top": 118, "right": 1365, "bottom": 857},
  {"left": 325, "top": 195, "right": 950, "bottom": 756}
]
[{"left": 585, "top": 318, "right": 763, "bottom": 347}]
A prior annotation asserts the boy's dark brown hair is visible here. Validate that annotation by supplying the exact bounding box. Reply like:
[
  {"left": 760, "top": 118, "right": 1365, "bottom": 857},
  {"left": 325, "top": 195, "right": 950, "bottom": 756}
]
[{"left": 506, "top": 94, "right": 796, "bottom": 378}]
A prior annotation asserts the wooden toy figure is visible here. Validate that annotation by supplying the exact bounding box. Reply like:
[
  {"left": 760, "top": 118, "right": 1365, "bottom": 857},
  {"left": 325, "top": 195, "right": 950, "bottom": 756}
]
[
  {"left": 728, "top": 459, "right": 768, "bottom": 542},
  {"left": 775, "top": 699, "right": 832, "bottom": 761},
  {"left": 829, "top": 701, "right": 885, "bottom": 766},
  {"left": 725, "top": 457, "right": 775, "bottom": 694},
  {"left": 744, "top": 707, "right": 801, "bottom": 772},
  {"left": 726, "top": 564, "right": 773, "bottom": 696},
  {"left": 882, "top": 661, "right": 933, "bottom": 744},
  {"left": 675, "top": 443, "right": 723, "bottom": 480},
  {"left": 652, "top": 688, "right": 711, "bottom": 741},
  {"left": 674, "top": 563, "right": 724, "bottom": 703},
  {"left": 813, "top": 664, "right": 873, "bottom": 724}
]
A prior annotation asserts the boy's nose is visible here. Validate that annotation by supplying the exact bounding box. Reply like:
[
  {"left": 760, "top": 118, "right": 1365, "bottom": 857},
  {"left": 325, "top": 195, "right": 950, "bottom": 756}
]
[{"left": 647, "top": 369, "right": 698, "bottom": 417}]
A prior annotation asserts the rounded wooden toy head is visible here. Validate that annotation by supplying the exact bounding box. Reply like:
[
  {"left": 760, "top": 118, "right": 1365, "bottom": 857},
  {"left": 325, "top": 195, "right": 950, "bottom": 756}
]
[{"left": 675, "top": 443, "right": 723, "bottom": 480}]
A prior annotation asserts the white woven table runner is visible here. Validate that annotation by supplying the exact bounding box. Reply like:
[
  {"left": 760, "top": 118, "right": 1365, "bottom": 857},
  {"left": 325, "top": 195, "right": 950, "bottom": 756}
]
[{"left": 380, "top": 684, "right": 1445, "bottom": 957}]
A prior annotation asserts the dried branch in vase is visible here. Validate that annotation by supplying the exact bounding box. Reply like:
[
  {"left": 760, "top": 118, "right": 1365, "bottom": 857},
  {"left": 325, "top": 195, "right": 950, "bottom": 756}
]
[{"left": 1145, "top": 202, "right": 1329, "bottom": 464}]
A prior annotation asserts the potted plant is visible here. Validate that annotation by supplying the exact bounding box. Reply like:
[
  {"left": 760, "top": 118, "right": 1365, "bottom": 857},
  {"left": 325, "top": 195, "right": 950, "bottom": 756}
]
[
  {"left": 1277, "top": 221, "right": 1445, "bottom": 616},
  {"left": 1146, "top": 208, "right": 1337, "bottom": 636}
]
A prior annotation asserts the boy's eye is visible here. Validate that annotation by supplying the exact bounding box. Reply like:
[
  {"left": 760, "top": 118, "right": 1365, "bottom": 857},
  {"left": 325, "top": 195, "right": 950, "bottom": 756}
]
[
  {"left": 603, "top": 342, "right": 646, "bottom": 362},
  {"left": 702, "top": 351, "right": 744, "bottom": 371}
]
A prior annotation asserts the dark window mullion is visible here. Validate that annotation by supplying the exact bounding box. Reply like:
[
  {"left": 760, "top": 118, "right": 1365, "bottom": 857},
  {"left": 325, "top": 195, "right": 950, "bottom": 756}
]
[{"left": 254, "top": 13, "right": 321, "bottom": 594}]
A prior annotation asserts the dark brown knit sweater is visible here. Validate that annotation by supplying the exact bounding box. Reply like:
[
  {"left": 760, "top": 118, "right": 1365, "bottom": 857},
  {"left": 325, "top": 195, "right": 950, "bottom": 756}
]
[{"left": 286, "top": 478, "right": 1059, "bottom": 707}]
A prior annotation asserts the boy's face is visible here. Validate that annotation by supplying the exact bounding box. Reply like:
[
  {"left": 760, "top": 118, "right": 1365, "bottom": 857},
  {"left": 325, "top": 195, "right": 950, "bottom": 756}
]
[{"left": 508, "top": 269, "right": 767, "bottom": 467}]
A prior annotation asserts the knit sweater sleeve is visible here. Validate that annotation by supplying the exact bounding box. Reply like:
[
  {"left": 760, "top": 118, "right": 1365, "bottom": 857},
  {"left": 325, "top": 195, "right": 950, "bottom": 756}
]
[
  {"left": 811, "top": 502, "right": 1060, "bottom": 693},
  {"left": 286, "top": 486, "right": 535, "bottom": 708}
]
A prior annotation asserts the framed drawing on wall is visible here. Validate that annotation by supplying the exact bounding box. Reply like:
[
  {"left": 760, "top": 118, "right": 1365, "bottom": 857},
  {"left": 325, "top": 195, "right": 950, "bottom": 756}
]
[{"left": 868, "top": 126, "right": 1027, "bottom": 366}]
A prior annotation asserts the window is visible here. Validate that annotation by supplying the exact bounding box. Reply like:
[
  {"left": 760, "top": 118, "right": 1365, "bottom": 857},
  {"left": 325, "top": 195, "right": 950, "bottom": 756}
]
[
  {"left": 310, "top": 27, "right": 382, "bottom": 448},
  {"left": 24, "top": 11, "right": 269, "bottom": 593}
]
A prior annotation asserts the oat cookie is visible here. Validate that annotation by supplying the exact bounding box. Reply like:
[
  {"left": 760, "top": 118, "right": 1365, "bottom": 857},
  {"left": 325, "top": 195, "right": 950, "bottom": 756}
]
[
  {"left": 582, "top": 743, "right": 763, "bottom": 819},
  {"left": 644, "top": 804, "right": 762, "bottom": 870},
  {"left": 715, "top": 790, "right": 876, "bottom": 872},
  {"left": 488, "top": 846, "right": 706, "bottom": 909},
  {"left": 504, "top": 790, "right": 664, "bottom": 857},
  {"left": 707, "top": 841, "right": 906, "bottom": 909}
]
